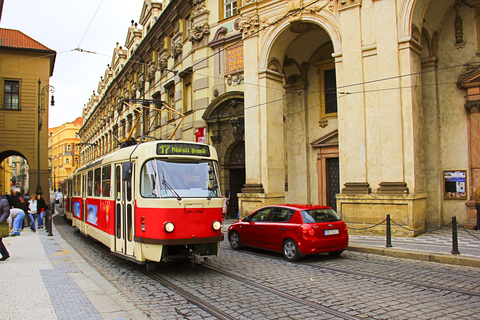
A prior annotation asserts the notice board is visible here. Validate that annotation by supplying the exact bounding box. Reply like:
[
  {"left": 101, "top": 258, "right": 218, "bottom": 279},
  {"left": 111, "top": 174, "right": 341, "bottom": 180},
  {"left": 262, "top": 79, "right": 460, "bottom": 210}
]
[{"left": 443, "top": 170, "right": 467, "bottom": 200}]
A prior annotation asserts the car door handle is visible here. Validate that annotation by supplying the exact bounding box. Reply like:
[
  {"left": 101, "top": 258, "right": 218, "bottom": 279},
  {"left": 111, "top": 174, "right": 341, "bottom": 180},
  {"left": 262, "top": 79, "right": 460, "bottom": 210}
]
[
  {"left": 279, "top": 228, "right": 285, "bottom": 231},
  {"left": 258, "top": 227, "right": 263, "bottom": 230}
]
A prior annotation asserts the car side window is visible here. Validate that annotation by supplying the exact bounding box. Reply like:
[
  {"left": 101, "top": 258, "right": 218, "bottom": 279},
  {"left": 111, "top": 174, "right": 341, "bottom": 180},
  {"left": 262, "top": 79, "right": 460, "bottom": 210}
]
[
  {"left": 270, "top": 208, "right": 285, "bottom": 222},
  {"left": 250, "top": 208, "right": 271, "bottom": 222}
]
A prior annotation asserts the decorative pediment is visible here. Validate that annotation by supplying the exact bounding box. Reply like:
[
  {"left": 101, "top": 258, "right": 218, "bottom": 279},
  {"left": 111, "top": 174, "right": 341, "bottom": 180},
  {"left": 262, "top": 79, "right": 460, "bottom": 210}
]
[
  {"left": 457, "top": 64, "right": 480, "bottom": 113},
  {"left": 311, "top": 130, "right": 338, "bottom": 148}
]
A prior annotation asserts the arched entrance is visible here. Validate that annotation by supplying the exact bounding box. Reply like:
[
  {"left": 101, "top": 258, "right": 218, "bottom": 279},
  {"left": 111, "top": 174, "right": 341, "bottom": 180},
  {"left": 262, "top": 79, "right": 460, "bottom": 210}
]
[
  {"left": 0, "top": 150, "right": 30, "bottom": 195},
  {"left": 203, "top": 92, "right": 245, "bottom": 219},
  {"left": 239, "top": 15, "right": 340, "bottom": 216}
]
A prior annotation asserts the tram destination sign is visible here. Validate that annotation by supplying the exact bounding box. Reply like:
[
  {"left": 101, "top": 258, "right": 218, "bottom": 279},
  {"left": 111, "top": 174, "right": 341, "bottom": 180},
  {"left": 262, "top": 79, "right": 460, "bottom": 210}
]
[{"left": 156, "top": 143, "right": 210, "bottom": 157}]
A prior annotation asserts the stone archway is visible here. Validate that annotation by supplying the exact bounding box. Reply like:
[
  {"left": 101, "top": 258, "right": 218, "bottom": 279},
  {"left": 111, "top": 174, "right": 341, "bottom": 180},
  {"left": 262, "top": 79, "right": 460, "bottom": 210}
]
[
  {"left": 0, "top": 150, "right": 30, "bottom": 195},
  {"left": 239, "top": 15, "right": 339, "bottom": 217},
  {"left": 203, "top": 91, "right": 245, "bottom": 218}
]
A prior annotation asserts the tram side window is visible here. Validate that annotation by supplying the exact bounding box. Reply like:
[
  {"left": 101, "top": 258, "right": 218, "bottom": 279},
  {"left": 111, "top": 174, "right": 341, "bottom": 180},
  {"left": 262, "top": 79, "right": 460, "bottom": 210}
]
[
  {"left": 77, "top": 175, "right": 82, "bottom": 197},
  {"left": 87, "top": 171, "right": 93, "bottom": 196},
  {"left": 94, "top": 168, "right": 101, "bottom": 197},
  {"left": 141, "top": 159, "right": 160, "bottom": 198},
  {"left": 73, "top": 176, "right": 77, "bottom": 196},
  {"left": 116, "top": 166, "right": 121, "bottom": 200},
  {"left": 102, "top": 165, "right": 111, "bottom": 197}
]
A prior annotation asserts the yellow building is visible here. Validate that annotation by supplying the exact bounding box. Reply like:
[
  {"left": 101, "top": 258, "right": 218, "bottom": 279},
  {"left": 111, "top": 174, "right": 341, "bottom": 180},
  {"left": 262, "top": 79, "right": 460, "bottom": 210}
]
[
  {"left": 0, "top": 28, "right": 56, "bottom": 199},
  {"left": 48, "top": 117, "right": 82, "bottom": 191}
]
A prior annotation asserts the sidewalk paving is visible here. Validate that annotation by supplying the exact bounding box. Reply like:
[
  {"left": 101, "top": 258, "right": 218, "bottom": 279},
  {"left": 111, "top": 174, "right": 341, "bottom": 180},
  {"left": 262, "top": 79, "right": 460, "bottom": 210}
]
[{"left": 0, "top": 216, "right": 147, "bottom": 320}]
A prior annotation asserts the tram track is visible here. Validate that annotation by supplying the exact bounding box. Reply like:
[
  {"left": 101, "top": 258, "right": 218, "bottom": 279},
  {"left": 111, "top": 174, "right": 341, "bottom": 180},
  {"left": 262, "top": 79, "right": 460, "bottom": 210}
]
[
  {"left": 130, "top": 260, "right": 361, "bottom": 320},
  {"left": 128, "top": 263, "right": 237, "bottom": 320},
  {"left": 199, "top": 262, "right": 361, "bottom": 320},
  {"left": 219, "top": 245, "right": 480, "bottom": 298}
]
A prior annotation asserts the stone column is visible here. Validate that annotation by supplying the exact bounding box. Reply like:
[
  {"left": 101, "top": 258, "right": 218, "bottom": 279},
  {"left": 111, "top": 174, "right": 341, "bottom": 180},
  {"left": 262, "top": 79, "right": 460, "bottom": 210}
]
[
  {"left": 458, "top": 67, "right": 480, "bottom": 228},
  {"left": 238, "top": 34, "right": 286, "bottom": 217}
]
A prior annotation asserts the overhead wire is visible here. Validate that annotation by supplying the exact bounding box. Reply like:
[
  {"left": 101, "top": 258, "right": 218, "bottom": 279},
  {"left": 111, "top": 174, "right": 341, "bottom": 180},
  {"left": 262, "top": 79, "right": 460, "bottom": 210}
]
[{"left": 77, "top": 0, "right": 105, "bottom": 49}]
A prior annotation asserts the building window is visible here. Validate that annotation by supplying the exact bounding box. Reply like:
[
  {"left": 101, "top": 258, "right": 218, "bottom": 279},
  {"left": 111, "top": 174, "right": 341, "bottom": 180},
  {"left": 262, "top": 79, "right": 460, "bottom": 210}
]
[
  {"left": 67, "top": 144, "right": 71, "bottom": 151},
  {"left": 166, "top": 85, "right": 175, "bottom": 121},
  {"left": 65, "top": 158, "right": 70, "bottom": 164},
  {"left": 318, "top": 63, "right": 337, "bottom": 119},
  {"left": 4, "top": 80, "right": 19, "bottom": 109},
  {"left": 183, "top": 74, "right": 192, "bottom": 113},
  {"left": 224, "top": 0, "right": 239, "bottom": 19}
]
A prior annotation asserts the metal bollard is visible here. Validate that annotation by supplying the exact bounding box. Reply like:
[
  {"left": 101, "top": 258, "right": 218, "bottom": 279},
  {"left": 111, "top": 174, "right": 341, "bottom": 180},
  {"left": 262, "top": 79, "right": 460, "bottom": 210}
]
[
  {"left": 386, "top": 214, "right": 392, "bottom": 248},
  {"left": 47, "top": 203, "right": 54, "bottom": 236},
  {"left": 451, "top": 216, "right": 459, "bottom": 255}
]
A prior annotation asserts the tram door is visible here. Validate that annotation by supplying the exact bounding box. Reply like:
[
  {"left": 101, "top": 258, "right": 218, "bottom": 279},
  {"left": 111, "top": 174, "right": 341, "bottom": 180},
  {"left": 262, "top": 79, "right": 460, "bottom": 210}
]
[{"left": 114, "top": 163, "right": 135, "bottom": 257}]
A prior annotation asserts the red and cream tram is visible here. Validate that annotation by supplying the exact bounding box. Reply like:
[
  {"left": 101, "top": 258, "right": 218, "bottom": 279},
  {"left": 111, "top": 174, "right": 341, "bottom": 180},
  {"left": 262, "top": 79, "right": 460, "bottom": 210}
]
[
  {"left": 62, "top": 174, "right": 73, "bottom": 220},
  {"left": 63, "top": 140, "right": 225, "bottom": 263}
]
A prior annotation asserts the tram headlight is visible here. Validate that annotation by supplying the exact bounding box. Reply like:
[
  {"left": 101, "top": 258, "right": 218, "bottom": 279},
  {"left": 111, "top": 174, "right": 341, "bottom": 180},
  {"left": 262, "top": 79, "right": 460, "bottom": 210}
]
[
  {"left": 164, "top": 222, "right": 175, "bottom": 233},
  {"left": 212, "top": 220, "right": 221, "bottom": 231}
]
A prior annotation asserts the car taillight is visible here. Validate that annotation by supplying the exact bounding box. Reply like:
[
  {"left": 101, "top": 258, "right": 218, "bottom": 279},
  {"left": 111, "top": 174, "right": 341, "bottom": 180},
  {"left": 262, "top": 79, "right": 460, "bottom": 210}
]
[{"left": 300, "top": 224, "right": 315, "bottom": 236}]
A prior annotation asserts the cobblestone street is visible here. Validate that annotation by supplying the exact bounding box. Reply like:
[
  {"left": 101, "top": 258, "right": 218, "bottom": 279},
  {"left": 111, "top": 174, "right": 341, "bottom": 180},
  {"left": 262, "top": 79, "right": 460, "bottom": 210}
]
[{"left": 53, "top": 213, "right": 480, "bottom": 320}]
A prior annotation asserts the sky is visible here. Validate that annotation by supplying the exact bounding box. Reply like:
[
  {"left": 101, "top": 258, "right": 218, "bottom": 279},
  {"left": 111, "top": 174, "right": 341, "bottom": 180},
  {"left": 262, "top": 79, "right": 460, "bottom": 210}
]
[{"left": 1, "top": 0, "right": 145, "bottom": 128}]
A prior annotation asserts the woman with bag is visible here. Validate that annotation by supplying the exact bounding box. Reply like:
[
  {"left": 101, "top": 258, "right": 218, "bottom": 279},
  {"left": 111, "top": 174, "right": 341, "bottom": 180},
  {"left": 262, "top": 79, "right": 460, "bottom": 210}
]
[{"left": 0, "top": 194, "right": 11, "bottom": 261}]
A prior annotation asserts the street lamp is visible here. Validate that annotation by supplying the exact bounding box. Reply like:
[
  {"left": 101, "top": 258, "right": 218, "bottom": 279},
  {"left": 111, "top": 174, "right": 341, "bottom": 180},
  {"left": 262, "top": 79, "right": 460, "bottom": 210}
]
[{"left": 36, "top": 79, "right": 55, "bottom": 196}]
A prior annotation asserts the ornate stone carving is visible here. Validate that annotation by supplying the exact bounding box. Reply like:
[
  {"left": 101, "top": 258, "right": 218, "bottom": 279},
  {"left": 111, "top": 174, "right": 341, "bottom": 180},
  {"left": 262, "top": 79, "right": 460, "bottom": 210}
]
[
  {"left": 211, "top": 134, "right": 222, "bottom": 144},
  {"left": 454, "top": 0, "right": 466, "bottom": 49},
  {"left": 171, "top": 42, "right": 183, "bottom": 59},
  {"left": 147, "top": 62, "right": 156, "bottom": 82},
  {"left": 158, "top": 56, "right": 168, "bottom": 71},
  {"left": 138, "top": 73, "right": 145, "bottom": 90},
  {"left": 267, "top": 59, "right": 282, "bottom": 73},
  {"left": 239, "top": 14, "right": 260, "bottom": 36},
  {"left": 318, "top": 119, "right": 328, "bottom": 128},
  {"left": 192, "top": 0, "right": 206, "bottom": 15},
  {"left": 265, "top": 1, "right": 332, "bottom": 26},
  {"left": 188, "top": 22, "right": 210, "bottom": 42}
]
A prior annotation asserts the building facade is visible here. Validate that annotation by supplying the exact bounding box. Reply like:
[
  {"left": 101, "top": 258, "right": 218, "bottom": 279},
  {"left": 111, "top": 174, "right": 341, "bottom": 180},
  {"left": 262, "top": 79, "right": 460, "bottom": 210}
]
[
  {"left": 0, "top": 28, "right": 56, "bottom": 199},
  {"left": 48, "top": 117, "right": 83, "bottom": 191},
  {"left": 79, "top": 0, "right": 480, "bottom": 234}
]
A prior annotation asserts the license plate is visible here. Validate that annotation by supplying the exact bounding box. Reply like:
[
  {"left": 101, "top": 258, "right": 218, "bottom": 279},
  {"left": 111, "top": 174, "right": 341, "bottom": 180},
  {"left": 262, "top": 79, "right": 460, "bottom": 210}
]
[{"left": 324, "top": 229, "right": 339, "bottom": 236}]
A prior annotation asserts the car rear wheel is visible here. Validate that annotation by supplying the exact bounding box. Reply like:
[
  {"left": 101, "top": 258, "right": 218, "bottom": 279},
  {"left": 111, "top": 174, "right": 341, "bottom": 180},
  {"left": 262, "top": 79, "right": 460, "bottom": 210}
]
[
  {"left": 328, "top": 250, "right": 344, "bottom": 256},
  {"left": 229, "top": 231, "right": 243, "bottom": 250},
  {"left": 282, "top": 239, "right": 301, "bottom": 262}
]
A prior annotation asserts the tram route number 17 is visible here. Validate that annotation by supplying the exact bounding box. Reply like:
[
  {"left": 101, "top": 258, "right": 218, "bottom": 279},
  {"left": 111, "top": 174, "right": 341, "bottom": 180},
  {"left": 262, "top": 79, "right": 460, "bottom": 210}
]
[{"left": 156, "top": 143, "right": 211, "bottom": 157}]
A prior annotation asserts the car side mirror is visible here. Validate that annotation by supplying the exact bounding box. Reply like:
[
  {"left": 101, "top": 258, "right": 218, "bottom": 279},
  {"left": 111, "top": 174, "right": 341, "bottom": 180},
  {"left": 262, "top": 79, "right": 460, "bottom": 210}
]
[{"left": 243, "top": 216, "right": 250, "bottom": 222}]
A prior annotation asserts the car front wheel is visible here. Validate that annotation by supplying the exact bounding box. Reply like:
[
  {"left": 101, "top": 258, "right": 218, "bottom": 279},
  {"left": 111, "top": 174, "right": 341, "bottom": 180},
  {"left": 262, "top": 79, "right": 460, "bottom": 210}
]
[
  {"left": 282, "top": 239, "right": 301, "bottom": 261},
  {"left": 229, "top": 231, "right": 243, "bottom": 250}
]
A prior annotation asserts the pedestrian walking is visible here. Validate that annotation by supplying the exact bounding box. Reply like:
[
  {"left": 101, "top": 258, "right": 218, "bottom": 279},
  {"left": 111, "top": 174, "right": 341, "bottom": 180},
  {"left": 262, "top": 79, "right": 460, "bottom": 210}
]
[
  {"left": 36, "top": 194, "right": 47, "bottom": 229},
  {"left": 18, "top": 193, "right": 30, "bottom": 229},
  {"left": 28, "top": 194, "right": 39, "bottom": 232},
  {"left": 475, "top": 187, "right": 480, "bottom": 230},
  {"left": 0, "top": 194, "right": 11, "bottom": 260}
]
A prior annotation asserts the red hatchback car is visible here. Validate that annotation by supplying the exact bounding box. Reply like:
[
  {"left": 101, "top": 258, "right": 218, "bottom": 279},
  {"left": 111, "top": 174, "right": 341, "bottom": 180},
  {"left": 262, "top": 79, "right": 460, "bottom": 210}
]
[{"left": 227, "top": 204, "right": 348, "bottom": 261}]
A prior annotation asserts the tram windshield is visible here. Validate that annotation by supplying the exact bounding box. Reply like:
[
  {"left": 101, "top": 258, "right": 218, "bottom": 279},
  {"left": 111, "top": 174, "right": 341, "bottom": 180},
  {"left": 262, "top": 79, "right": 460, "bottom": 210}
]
[{"left": 141, "top": 158, "right": 221, "bottom": 199}]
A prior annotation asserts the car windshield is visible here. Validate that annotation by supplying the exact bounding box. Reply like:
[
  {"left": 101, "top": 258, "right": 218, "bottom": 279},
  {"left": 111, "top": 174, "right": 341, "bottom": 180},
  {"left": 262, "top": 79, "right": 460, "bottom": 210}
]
[
  {"left": 301, "top": 209, "right": 341, "bottom": 223},
  {"left": 140, "top": 158, "right": 220, "bottom": 199}
]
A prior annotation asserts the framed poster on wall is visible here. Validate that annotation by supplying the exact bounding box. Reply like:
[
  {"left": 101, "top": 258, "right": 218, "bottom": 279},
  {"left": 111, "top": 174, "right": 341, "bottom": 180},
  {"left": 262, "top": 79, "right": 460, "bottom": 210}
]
[{"left": 443, "top": 170, "right": 467, "bottom": 200}]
